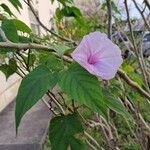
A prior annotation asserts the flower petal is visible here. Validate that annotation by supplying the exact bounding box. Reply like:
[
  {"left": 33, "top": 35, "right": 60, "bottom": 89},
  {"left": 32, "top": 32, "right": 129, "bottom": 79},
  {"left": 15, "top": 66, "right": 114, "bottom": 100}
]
[
  {"left": 85, "top": 31, "right": 108, "bottom": 54},
  {"left": 71, "top": 31, "right": 123, "bottom": 80},
  {"left": 71, "top": 36, "right": 91, "bottom": 60},
  {"left": 92, "top": 57, "right": 123, "bottom": 79}
]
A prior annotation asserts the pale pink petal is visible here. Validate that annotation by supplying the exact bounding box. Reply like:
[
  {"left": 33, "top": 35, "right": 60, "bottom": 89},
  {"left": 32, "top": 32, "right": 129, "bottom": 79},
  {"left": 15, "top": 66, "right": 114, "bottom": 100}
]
[
  {"left": 92, "top": 57, "right": 123, "bottom": 79},
  {"left": 85, "top": 31, "right": 108, "bottom": 54},
  {"left": 71, "top": 31, "right": 123, "bottom": 80},
  {"left": 71, "top": 36, "right": 91, "bottom": 60}
]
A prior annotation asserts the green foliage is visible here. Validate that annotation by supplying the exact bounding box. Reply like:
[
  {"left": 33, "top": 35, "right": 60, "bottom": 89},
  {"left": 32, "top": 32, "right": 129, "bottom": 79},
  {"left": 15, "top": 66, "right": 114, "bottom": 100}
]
[
  {"left": 1, "top": 19, "right": 19, "bottom": 42},
  {"left": 101, "top": 0, "right": 120, "bottom": 14},
  {"left": 122, "top": 64, "right": 144, "bottom": 86},
  {"left": 0, "top": 4, "right": 15, "bottom": 16},
  {"left": 0, "top": 1, "right": 149, "bottom": 149},
  {"left": 58, "top": 16, "right": 106, "bottom": 40},
  {"left": 103, "top": 89, "right": 131, "bottom": 119},
  {"left": 0, "top": 48, "right": 15, "bottom": 54},
  {"left": 15, "top": 65, "right": 58, "bottom": 131},
  {"left": 8, "top": 0, "right": 22, "bottom": 12},
  {"left": 59, "top": 63, "right": 131, "bottom": 119},
  {"left": 18, "top": 36, "right": 31, "bottom": 43},
  {"left": 12, "top": 19, "right": 32, "bottom": 34},
  {"left": 51, "top": 0, "right": 73, "bottom": 6},
  {"left": 0, "top": 59, "right": 17, "bottom": 79},
  {"left": 59, "top": 63, "right": 107, "bottom": 118},
  {"left": 49, "top": 113, "right": 86, "bottom": 150},
  {"left": 39, "top": 52, "right": 63, "bottom": 71},
  {"left": 23, "top": 53, "right": 36, "bottom": 68},
  {"left": 50, "top": 43, "right": 70, "bottom": 56},
  {"left": 56, "top": 6, "right": 84, "bottom": 24}
]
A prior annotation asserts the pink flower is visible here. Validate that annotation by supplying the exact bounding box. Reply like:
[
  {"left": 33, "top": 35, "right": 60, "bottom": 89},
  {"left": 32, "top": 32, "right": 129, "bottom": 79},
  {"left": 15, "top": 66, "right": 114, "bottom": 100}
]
[{"left": 71, "top": 32, "right": 123, "bottom": 80}]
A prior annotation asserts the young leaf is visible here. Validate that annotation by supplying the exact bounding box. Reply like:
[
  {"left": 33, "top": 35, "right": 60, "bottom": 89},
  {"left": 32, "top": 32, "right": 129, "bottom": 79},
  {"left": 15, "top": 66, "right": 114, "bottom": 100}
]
[
  {"left": 0, "top": 4, "right": 15, "bottom": 16},
  {"left": 12, "top": 19, "right": 32, "bottom": 33},
  {"left": 50, "top": 43, "right": 70, "bottom": 56},
  {"left": 49, "top": 113, "right": 86, "bottom": 150},
  {"left": 59, "top": 64, "right": 107, "bottom": 117},
  {"left": 56, "top": 8, "right": 63, "bottom": 21},
  {"left": 15, "top": 65, "right": 58, "bottom": 131},
  {"left": 0, "top": 59, "right": 17, "bottom": 79},
  {"left": 39, "top": 52, "right": 63, "bottom": 71},
  {"left": 103, "top": 89, "right": 132, "bottom": 119},
  {"left": 1, "top": 19, "right": 19, "bottom": 42},
  {"left": 0, "top": 48, "right": 15, "bottom": 54},
  {"left": 18, "top": 36, "right": 31, "bottom": 43},
  {"left": 57, "top": 0, "right": 73, "bottom": 6},
  {"left": 8, "top": 0, "right": 22, "bottom": 12}
]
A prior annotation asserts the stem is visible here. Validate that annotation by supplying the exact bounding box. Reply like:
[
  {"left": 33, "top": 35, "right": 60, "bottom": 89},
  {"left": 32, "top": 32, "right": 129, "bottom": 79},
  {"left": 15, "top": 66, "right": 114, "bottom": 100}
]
[
  {"left": 86, "top": 139, "right": 98, "bottom": 150},
  {"left": 27, "top": 49, "right": 31, "bottom": 72},
  {"left": 47, "top": 92, "right": 65, "bottom": 114},
  {"left": 106, "top": 0, "right": 112, "bottom": 39},
  {"left": 84, "top": 131, "right": 100, "bottom": 148},
  {"left": 25, "top": 0, "right": 76, "bottom": 45},
  {"left": 124, "top": 0, "right": 150, "bottom": 92}
]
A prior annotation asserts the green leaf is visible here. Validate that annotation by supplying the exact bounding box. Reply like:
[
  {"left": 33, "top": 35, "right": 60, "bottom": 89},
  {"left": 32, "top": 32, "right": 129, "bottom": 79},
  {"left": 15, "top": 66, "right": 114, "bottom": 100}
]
[
  {"left": 18, "top": 35, "right": 31, "bottom": 43},
  {"left": 103, "top": 89, "right": 131, "bottom": 119},
  {"left": 12, "top": 19, "right": 32, "bottom": 33},
  {"left": 49, "top": 113, "right": 86, "bottom": 150},
  {"left": 0, "top": 4, "right": 15, "bottom": 16},
  {"left": 23, "top": 53, "right": 36, "bottom": 67},
  {"left": 56, "top": 8, "right": 63, "bottom": 21},
  {"left": 101, "top": 2, "right": 106, "bottom": 10},
  {"left": 70, "top": 137, "right": 86, "bottom": 150},
  {"left": 0, "top": 48, "right": 15, "bottom": 54},
  {"left": 50, "top": 43, "right": 70, "bottom": 56},
  {"left": 59, "top": 64, "right": 107, "bottom": 117},
  {"left": 61, "top": 6, "right": 74, "bottom": 17},
  {"left": 72, "top": 7, "right": 84, "bottom": 24},
  {"left": 39, "top": 52, "right": 63, "bottom": 71},
  {"left": 15, "top": 65, "right": 58, "bottom": 131},
  {"left": 0, "top": 59, "right": 17, "bottom": 79},
  {"left": 57, "top": 0, "right": 73, "bottom": 5},
  {"left": 72, "top": 7, "right": 82, "bottom": 17},
  {"left": 50, "top": 0, "right": 55, "bottom": 4},
  {"left": 111, "top": 1, "right": 120, "bottom": 14},
  {"left": 1, "top": 19, "right": 19, "bottom": 42},
  {"left": 8, "top": 0, "right": 22, "bottom": 12},
  {"left": 56, "top": 6, "right": 83, "bottom": 24}
]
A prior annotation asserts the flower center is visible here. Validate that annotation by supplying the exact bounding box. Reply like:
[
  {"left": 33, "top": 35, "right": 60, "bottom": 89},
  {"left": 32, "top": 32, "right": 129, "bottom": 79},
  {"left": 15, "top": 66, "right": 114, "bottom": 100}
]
[{"left": 87, "top": 55, "right": 97, "bottom": 64}]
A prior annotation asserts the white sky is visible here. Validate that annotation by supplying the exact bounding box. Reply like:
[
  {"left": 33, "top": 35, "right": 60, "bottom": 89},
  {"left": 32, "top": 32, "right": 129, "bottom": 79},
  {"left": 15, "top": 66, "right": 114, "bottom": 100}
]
[{"left": 115, "top": 0, "right": 149, "bottom": 19}]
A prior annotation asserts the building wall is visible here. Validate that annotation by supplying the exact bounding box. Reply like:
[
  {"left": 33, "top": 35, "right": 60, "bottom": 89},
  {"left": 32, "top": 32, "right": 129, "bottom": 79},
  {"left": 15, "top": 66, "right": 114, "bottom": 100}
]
[
  {"left": 0, "top": 0, "right": 58, "bottom": 34},
  {"left": 0, "top": 72, "right": 21, "bottom": 112},
  {"left": 0, "top": 0, "right": 58, "bottom": 112}
]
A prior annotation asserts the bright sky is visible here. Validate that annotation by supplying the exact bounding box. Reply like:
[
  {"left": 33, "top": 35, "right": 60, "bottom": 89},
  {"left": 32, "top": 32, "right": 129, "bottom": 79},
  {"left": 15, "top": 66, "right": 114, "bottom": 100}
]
[{"left": 116, "top": 0, "right": 149, "bottom": 19}]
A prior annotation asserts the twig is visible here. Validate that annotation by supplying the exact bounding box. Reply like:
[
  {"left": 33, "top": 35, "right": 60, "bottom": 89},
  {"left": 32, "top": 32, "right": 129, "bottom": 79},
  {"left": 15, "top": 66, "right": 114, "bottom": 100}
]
[
  {"left": 17, "top": 66, "right": 26, "bottom": 76},
  {"left": 86, "top": 139, "right": 98, "bottom": 150},
  {"left": 25, "top": 0, "right": 76, "bottom": 45},
  {"left": 0, "top": 28, "right": 10, "bottom": 42},
  {"left": 118, "top": 69, "right": 150, "bottom": 104},
  {"left": 124, "top": 0, "right": 150, "bottom": 92},
  {"left": 0, "top": 29, "right": 150, "bottom": 105},
  {"left": 0, "top": 41, "right": 54, "bottom": 51},
  {"left": 27, "top": 49, "right": 31, "bottom": 71},
  {"left": 132, "top": 0, "right": 150, "bottom": 30},
  {"left": 42, "top": 97, "right": 59, "bottom": 116},
  {"left": 144, "top": 0, "right": 150, "bottom": 9},
  {"left": 84, "top": 131, "right": 100, "bottom": 148},
  {"left": 14, "top": 54, "right": 27, "bottom": 70},
  {"left": 47, "top": 92, "right": 65, "bottom": 114},
  {"left": 95, "top": 113, "right": 119, "bottom": 150},
  {"left": 106, "top": 0, "right": 112, "bottom": 39}
]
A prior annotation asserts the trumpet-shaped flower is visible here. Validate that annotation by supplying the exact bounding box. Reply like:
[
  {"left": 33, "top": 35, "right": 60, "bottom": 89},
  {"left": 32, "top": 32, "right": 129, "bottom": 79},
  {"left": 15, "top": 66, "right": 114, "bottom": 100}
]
[{"left": 71, "top": 32, "right": 123, "bottom": 80}]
